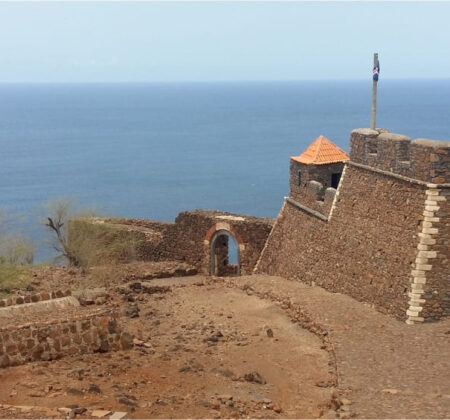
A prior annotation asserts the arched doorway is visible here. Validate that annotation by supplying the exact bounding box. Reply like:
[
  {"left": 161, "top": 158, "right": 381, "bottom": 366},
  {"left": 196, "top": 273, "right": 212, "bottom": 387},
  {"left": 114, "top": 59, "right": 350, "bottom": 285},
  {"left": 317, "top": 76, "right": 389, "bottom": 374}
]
[{"left": 209, "top": 229, "right": 240, "bottom": 276}]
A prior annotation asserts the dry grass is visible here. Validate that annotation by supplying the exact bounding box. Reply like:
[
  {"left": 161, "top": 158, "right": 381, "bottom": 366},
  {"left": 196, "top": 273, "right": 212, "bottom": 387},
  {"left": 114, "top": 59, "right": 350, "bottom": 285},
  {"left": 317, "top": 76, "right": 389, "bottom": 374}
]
[
  {"left": 68, "top": 218, "right": 143, "bottom": 269},
  {"left": 0, "top": 264, "right": 32, "bottom": 298}
]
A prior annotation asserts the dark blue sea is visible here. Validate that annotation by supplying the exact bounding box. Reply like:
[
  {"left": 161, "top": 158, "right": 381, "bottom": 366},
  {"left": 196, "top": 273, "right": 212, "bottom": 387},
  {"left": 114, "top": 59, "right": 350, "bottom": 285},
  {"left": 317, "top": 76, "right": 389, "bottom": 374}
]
[{"left": 1, "top": 80, "right": 449, "bottom": 261}]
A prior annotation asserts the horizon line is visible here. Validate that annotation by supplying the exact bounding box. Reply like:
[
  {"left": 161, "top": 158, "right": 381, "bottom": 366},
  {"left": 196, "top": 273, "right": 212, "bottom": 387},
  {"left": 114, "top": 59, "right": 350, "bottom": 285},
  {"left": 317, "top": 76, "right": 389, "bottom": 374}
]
[{"left": 1, "top": 77, "right": 450, "bottom": 84}]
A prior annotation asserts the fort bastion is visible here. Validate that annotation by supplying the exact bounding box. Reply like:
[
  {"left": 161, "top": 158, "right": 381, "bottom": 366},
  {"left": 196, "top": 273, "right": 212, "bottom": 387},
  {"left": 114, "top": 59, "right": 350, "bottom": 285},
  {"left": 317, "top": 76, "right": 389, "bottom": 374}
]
[
  {"left": 70, "top": 128, "right": 449, "bottom": 324},
  {"left": 256, "top": 128, "right": 450, "bottom": 323}
]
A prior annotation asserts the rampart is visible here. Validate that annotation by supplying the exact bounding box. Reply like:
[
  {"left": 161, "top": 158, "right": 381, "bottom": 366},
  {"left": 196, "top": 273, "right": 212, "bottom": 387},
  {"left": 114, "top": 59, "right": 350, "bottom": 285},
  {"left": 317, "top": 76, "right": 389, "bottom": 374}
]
[
  {"left": 69, "top": 210, "right": 274, "bottom": 275},
  {"left": 256, "top": 129, "right": 450, "bottom": 323}
]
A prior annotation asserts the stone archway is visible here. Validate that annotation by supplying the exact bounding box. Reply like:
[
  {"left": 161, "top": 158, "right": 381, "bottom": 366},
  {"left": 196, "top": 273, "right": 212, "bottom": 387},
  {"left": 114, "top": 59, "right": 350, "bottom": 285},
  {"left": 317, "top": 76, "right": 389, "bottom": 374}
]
[
  {"left": 209, "top": 229, "right": 240, "bottom": 276},
  {"left": 204, "top": 222, "right": 245, "bottom": 276}
]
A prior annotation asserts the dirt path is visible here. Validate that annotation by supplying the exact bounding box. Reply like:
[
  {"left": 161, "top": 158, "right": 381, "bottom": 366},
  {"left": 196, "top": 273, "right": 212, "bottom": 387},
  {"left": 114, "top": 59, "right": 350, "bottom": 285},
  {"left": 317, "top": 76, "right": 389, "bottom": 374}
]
[{"left": 0, "top": 276, "right": 333, "bottom": 419}]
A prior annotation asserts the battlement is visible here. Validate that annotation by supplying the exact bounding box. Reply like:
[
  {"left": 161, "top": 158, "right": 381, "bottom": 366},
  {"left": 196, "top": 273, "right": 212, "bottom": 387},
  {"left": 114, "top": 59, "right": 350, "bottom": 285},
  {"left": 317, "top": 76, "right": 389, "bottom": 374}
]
[{"left": 350, "top": 128, "right": 450, "bottom": 184}]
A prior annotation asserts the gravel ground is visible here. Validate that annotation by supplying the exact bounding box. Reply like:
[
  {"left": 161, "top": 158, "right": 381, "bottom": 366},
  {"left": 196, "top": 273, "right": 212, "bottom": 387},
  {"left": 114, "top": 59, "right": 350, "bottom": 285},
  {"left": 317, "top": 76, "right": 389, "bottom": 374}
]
[
  {"left": 1, "top": 267, "right": 448, "bottom": 419},
  {"left": 0, "top": 274, "right": 333, "bottom": 419}
]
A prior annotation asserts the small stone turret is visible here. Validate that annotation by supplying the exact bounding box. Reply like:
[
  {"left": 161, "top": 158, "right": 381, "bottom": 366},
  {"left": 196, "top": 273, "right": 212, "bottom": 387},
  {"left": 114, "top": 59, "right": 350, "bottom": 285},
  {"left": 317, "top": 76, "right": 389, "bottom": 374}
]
[{"left": 289, "top": 135, "right": 349, "bottom": 214}]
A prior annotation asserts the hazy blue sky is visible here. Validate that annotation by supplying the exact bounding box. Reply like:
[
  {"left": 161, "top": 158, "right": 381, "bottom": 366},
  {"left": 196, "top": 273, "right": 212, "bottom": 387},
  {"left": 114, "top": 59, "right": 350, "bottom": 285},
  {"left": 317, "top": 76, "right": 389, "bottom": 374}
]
[{"left": 1, "top": 1, "right": 449, "bottom": 82}]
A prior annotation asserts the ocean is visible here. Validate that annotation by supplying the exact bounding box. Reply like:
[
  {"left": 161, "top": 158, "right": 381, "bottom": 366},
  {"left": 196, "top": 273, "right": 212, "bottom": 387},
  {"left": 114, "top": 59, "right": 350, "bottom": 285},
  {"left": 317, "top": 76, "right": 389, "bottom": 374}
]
[{"left": 1, "top": 80, "right": 449, "bottom": 261}]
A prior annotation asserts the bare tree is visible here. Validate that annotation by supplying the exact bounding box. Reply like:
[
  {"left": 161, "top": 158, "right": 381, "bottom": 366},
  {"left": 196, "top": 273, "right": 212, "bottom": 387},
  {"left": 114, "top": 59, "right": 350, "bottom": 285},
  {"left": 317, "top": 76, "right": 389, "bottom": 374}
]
[
  {"left": 44, "top": 198, "right": 79, "bottom": 266},
  {"left": 44, "top": 198, "right": 102, "bottom": 266}
]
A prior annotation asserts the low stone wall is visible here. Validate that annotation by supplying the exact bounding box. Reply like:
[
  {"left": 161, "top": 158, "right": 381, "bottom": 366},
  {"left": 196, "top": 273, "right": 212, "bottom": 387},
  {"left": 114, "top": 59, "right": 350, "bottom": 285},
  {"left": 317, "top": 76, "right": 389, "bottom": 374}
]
[
  {"left": 0, "top": 296, "right": 80, "bottom": 319},
  {"left": 0, "top": 290, "right": 71, "bottom": 308},
  {"left": 0, "top": 309, "right": 133, "bottom": 368}
]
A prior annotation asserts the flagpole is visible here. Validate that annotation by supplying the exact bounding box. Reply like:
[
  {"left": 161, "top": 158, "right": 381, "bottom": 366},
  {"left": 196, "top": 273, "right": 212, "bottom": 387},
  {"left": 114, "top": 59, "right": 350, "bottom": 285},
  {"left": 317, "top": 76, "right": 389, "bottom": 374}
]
[{"left": 371, "top": 52, "right": 378, "bottom": 130}]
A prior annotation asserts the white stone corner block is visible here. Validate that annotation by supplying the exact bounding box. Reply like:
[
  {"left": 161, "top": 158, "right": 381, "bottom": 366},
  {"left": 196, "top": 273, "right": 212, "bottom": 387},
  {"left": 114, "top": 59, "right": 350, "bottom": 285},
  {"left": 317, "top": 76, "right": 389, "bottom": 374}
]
[
  {"left": 415, "top": 264, "right": 433, "bottom": 271},
  {"left": 423, "top": 216, "right": 440, "bottom": 223},
  {"left": 406, "top": 309, "right": 420, "bottom": 317},
  {"left": 419, "top": 237, "right": 436, "bottom": 245},
  {"left": 407, "top": 305, "right": 423, "bottom": 312},
  {"left": 425, "top": 205, "right": 440, "bottom": 212},
  {"left": 422, "top": 227, "right": 438, "bottom": 235},
  {"left": 418, "top": 250, "right": 437, "bottom": 259},
  {"left": 411, "top": 269, "right": 426, "bottom": 277},
  {"left": 425, "top": 189, "right": 440, "bottom": 196}
]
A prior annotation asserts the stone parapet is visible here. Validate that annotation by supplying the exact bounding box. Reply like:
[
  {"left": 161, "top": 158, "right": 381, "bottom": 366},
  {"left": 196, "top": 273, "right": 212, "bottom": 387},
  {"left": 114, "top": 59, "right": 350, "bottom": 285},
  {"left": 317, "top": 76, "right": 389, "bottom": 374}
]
[{"left": 350, "top": 128, "right": 450, "bottom": 183}]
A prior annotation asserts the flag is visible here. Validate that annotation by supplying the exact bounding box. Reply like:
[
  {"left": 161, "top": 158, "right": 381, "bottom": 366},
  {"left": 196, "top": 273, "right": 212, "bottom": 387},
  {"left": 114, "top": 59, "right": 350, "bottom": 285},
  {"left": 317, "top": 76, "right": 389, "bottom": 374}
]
[{"left": 373, "top": 60, "right": 380, "bottom": 82}]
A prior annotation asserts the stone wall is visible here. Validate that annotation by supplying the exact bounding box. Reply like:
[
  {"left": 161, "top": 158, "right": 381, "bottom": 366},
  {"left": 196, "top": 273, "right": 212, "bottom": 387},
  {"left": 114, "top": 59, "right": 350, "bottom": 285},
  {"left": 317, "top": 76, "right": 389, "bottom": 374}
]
[
  {"left": 350, "top": 129, "right": 450, "bottom": 183},
  {"left": 290, "top": 158, "right": 343, "bottom": 218},
  {"left": 408, "top": 186, "right": 450, "bottom": 322},
  {"left": 160, "top": 210, "right": 274, "bottom": 275},
  {"left": 257, "top": 128, "right": 450, "bottom": 322},
  {"left": 257, "top": 164, "right": 427, "bottom": 319},
  {"left": 69, "top": 211, "right": 274, "bottom": 276},
  {"left": 0, "top": 309, "right": 133, "bottom": 368},
  {"left": 0, "top": 290, "right": 71, "bottom": 308},
  {"left": 291, "top": 160, "right": 345, "bottom": 194},
  {"left": 290, "top": 160, "right": 342, "bottom": 212}
]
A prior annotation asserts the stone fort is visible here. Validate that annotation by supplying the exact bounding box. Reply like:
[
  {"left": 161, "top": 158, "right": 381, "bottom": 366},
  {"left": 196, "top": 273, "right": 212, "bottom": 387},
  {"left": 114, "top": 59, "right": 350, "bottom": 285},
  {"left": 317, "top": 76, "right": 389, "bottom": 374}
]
[{"left": 70, "top": 128, "right": 450, "bottom": 324}]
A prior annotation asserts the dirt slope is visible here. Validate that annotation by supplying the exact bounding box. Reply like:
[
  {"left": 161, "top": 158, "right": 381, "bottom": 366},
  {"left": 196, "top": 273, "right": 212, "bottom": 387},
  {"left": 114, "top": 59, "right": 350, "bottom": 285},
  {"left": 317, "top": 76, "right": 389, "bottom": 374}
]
[{"left": 0, "top": 275, "right": 333, "bottom": 419}]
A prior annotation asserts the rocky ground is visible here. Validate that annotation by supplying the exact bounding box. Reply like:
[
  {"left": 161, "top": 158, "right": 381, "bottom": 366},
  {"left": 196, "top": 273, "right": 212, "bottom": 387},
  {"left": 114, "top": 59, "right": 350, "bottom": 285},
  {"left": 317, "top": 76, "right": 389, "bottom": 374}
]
[
  {"left": 0, "top": 265, "right": 449, "bottom": 419},
  {"left": 0, "top": 268, "right": 334, "bottom": 419}
]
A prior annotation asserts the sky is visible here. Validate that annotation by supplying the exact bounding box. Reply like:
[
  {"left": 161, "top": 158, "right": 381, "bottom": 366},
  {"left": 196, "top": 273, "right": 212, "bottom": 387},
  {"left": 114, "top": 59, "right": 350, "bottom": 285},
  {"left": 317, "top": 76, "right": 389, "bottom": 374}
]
[{"left": 0, "top": 1, "right": 449, "bottom": 83}]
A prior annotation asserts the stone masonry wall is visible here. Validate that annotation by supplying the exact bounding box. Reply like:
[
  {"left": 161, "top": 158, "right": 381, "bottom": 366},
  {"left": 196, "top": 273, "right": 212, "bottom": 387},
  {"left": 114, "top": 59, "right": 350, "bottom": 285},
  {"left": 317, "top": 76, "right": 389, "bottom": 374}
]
[
  {"left": 408, "top": 186, "right": 450, "bottom": 322},
  {"left": 0, "top": 309, "right": 133, "bottom": 368},
  {"left": 170, "top": 210, "right": 274, "bottom": 275},
  {"left": 257, "top": 164, "right": 427, "bottom": 320},
  {"left": 69, "top": 211, "right": 274, "bottom": 276},
  {"left": 290, "top": 160, "right": 343, "bottom": 201},
  {"left": 350, "top": 129, "right": 450, "bottom": 183},
  {"left": 0, "top": 290, "right": 71, "bottom": 308}
]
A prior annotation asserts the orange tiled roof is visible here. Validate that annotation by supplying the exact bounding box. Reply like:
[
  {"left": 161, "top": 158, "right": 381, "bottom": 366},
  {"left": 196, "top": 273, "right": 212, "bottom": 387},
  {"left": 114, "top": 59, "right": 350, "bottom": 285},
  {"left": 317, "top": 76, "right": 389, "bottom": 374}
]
[{"left": 291, "top": 135, "right": 349, "bottom": 165}]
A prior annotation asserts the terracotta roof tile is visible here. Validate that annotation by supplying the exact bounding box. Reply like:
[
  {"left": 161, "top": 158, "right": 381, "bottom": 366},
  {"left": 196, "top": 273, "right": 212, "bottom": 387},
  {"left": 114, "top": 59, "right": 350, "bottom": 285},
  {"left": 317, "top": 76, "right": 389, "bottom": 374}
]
[{"left": 291, "top": 135, "right": 349, "bottom": 165}]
